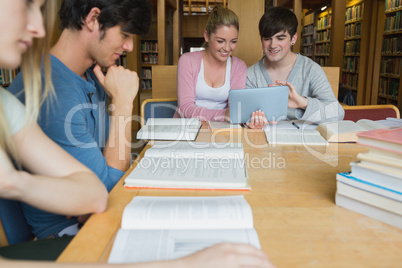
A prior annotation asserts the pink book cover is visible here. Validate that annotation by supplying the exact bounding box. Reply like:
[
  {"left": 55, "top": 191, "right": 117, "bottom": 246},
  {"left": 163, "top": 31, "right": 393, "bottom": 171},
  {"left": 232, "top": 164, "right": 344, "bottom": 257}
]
[{"left": 357, "top": 127, "right": 402, "bottom": 153}]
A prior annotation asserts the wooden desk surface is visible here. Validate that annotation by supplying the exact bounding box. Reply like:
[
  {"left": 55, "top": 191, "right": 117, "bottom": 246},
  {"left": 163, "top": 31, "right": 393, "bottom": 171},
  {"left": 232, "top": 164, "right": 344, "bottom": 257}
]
[{"left": 57, "top": 126, "right": 402, "bottom": 267}]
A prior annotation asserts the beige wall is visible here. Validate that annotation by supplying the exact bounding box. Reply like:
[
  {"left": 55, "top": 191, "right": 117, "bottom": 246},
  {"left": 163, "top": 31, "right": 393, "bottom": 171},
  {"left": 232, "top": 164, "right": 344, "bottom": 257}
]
[{"left": 229, "top": 0, "right": 265, "bottom": 67}]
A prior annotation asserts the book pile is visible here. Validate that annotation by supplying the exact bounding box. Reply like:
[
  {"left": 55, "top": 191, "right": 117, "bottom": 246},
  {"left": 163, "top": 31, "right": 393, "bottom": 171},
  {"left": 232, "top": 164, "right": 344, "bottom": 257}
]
[{"left": 335, "top": 127, "right": 402, "bottom": 229}]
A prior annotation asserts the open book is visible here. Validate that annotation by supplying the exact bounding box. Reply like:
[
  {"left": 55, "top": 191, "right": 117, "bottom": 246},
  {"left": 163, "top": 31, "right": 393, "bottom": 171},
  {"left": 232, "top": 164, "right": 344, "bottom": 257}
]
[
  {"left": 208, "top": 121, "right": 242, "bottom": 133},
  {"left": 124, "top": 141, "right": 250, "bottom": 190},
  {"left": 264, "top": 120, "right": 327, "bottom": 145},
  {"left": 316, "top": 118, "right": 402, "bottom": 142},
  {"left": 137, "top": 118, "right": 202, "bottom": 141},
  {"left": 108, "top": 196, "right": 261, "bottom": 263},
  {"left": 265, "top": 128, "right": 328, "bottom": 145}
]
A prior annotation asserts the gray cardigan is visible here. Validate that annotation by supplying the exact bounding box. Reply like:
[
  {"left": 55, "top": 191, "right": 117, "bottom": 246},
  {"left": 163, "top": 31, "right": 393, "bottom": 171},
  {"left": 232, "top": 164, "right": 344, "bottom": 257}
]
[{"left": 246, "top": 54, "right": 344, "bottom": 123}]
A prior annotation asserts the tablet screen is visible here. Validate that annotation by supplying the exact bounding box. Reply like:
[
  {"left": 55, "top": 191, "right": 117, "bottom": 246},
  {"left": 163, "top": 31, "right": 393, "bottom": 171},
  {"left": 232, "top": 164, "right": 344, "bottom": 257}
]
[{"left": 229, "top": 86, "right": 289, "bottom": 123}]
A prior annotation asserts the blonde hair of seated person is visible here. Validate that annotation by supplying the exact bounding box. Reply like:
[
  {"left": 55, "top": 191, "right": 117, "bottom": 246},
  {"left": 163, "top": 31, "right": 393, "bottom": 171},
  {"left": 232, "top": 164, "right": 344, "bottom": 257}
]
[{"left": 0, "top": 0, "right": 57, "bottom": 164}]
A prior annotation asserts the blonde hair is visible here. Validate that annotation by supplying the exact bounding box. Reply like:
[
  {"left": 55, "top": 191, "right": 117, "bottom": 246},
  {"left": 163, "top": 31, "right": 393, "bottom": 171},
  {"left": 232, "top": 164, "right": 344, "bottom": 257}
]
[
  {"left": 203, "top": 5, "right": 239, "bottom": 49},
  {"left": 0, "top": 0, "right": 58, "bottom": 164}
]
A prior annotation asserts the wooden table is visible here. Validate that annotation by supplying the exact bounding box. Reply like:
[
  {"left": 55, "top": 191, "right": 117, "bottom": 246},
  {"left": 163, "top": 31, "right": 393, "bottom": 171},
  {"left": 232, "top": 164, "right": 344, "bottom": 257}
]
[{"left": 57, "top": 126, "right": 402, "bottom": 267}]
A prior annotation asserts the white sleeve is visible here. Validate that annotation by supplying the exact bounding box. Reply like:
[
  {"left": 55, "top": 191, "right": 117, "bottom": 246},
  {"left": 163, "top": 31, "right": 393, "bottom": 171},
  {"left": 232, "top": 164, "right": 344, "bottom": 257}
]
[{"left": 0, "top": 87, "right": 26, "bottom": 135}]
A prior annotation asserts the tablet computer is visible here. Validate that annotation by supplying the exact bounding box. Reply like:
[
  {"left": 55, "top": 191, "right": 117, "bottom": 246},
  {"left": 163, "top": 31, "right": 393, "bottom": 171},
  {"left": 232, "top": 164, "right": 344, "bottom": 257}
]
[{"left": 229, "top": 86, "right": 289, "bottom": 123}]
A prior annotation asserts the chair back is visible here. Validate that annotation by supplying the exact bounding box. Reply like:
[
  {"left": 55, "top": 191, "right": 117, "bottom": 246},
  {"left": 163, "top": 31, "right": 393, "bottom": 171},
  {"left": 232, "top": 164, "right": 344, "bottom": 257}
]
[
  {"left": 0, "top": 199, "right": 33, "bottom": 246},
  {"left": 343, "top": 104, "right": 400, "bottom": 122},
  {"left": 152, "top": 65, "right": 178, "bottom": 99},
  {"left": 140, "top": 98, "right": 178, "bottom": 126},
  {"left": 322, "top": 67, "right": 340, "bottom": 99}
]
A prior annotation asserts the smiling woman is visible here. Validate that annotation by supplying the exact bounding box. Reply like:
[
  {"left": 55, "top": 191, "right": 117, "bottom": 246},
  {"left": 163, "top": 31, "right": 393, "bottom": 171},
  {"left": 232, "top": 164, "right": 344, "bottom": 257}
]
[{"left": 175, "top": 5, "right": 248, "bottom": 122}]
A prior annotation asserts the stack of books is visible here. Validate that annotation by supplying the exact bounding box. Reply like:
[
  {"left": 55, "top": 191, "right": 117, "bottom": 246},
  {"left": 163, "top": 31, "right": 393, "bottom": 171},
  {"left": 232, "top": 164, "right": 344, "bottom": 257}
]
[{"left": 335, "top": 127, "right": 402, "bottom": 229}]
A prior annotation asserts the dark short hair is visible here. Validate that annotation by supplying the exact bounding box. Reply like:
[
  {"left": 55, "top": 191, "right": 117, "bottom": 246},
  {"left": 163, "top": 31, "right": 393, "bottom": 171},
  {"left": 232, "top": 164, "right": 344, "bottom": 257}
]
[
  {"left": 259, "top": 7, "right": 298, "bottom": 38},
  {"left": 59, "top": 0, "right": 152, "bottom": 36}
]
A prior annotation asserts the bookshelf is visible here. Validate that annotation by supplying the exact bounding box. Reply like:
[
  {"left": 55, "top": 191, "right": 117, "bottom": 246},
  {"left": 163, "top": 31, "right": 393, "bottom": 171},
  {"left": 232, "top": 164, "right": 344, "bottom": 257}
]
[
  {"left": 377, "top": 3, "right": 402, "bottom": 110},
  {"left": 183, "top": 0, "right": 227, "bottom": 15},
  {"left": 314, "top": 9, "right": 332, "bottom": 67},
  {"left": 141, "top": 40, "right": 158, "bottom": 91},
  {"left": 302, "top": 12, "right": 314, "bottom": 60}
]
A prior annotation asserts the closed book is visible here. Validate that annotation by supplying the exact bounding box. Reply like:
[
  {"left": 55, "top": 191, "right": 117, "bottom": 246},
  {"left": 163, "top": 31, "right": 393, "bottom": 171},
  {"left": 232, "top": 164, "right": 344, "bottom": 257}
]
[
  {"left": 357, "top": 151, "right": 402, "bottom": 169},
  {"left": 357, "top": 127, "right": 402, "bottom": 154},
  {"left": 350, "top": 162, "right": 402, "bottom": 192},
  {"left": 335, "top": 193, "right": 402, "bottom": 229},
  {"left": 337, "top": 172, "right": 402, "bottom": 202},
  {"left": 336, "top": 180, "right": 402, "bottom": 215}
]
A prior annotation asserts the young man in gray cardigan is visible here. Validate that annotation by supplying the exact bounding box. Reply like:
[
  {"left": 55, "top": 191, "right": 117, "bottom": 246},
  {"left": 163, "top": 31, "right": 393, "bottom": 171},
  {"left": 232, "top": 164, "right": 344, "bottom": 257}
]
[{"left": 247, "top": 7, "right": 344, "bottom": 124}]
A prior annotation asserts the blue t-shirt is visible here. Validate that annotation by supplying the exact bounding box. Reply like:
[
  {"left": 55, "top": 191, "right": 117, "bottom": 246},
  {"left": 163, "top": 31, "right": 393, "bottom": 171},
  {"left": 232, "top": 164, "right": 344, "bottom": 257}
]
[{"left": 8, "top": 55, "right": 124, "bottom": 239}]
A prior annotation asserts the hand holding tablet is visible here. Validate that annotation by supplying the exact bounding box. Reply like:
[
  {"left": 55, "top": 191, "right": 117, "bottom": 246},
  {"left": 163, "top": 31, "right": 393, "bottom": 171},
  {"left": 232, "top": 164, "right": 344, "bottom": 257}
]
[{"left": 229, "top": 85, "right": 289, "bottom": 124}]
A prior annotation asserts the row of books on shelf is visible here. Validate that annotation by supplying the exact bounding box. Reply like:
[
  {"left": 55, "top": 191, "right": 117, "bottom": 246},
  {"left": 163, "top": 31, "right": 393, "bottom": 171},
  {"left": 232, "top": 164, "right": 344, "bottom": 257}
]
[
  {"left": 344, "top": 40, "right": 361, "bottom": 55},
  {"left": 316, "top": 15, "right": 331, "bottom": 29},
  {"left": 0, "top": 68, "right": 19, "bottom": 86},
  {"left": 384, "top": 11, "right": 402, "bottom": 33},
  {"left": 336, "top": 127, "right": 402, "bottom": 229},
  {"left": 141, "top": 41, "right": 158, "bottom": 52},
  {"left": 378, "top": 78, "right": 399, "bottom": 98},
  {"left": 380, "top": 57, "right": 401, "bottom": 76},
  {"left": 316, "top": 31, "right": 330, "bottom": 42},
  {"left": 302, "top": 46, "right": 313, "bottom": 56},
  {"left": 344, "top": 22, "right": 361, "bottom": 39},
  {"left": 342, "top": 73, "right": 358, "bottom": 89},
  {"left": 142, "top": 69, "right": 152, "bottom": 80},
  {"left": 315, "top": 43, "right": 330, "bottom": 54},
  {"left": 141, "top": 79, "right": 152, "bottom": 90},
  {"left": 382, "top": 36, "right": 402, "bottom": 54},
  {"left": 314, "top": 57, "right": 327, "bottom": 66},
  {"left": 142, "top": 54, "right": 158, "bottom": 64},
  {"left": 385, "top": 0, "right": 402, "bottom": 11},
  {"left": 345, "top": 3, "right": 364, "bottom": 22},
  {"left": 343, "top": 57, "right": 360, "bottom": 73},
  {"left": 302, "top": 35, "right": 314, "bottom": 45},
  {"left": 302, "top": 24, "right": 314, "bottom": 35}
]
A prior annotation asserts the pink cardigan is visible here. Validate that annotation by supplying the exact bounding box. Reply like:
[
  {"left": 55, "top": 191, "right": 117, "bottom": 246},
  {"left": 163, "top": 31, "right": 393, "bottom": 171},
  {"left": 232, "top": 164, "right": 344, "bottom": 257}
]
[{"left": 175, "top": 50, "right": 247, "bottom": 121}]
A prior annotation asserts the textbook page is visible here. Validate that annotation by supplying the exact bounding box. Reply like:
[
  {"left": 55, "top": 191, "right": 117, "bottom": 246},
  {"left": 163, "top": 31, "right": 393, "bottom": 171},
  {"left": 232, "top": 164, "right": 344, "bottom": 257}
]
[
  {"left": 108, "top": 228, "right": 260, "bottom": 263},
  {"left": 265, "top": 128, "right": 328, "bottom": 145},
  {"left": 144, "top": 141, "right": 244, "bottom": 159},
  {"left": 264, "top": 120, "right": 318, "bottom": 131},
  {"left": 356, "top": 119, "right": 387, "bottom": 130},
  {"left": 121, "top": 196, "right": 253, "bottom": 230},
  {"left": 137, "top": 118, "right": 202, "bottom": 141},
  {"left": 125, "top": 157, "right": 247, "bottom": 188},
  {"left": 146, "top": 118, "right": 201, "bottom": 126},
  {"left": 108, "top": 196, "right": 260, "bottom": 264},
  {"left": 316, "top": 120, "right": 367, "bottom": 142},
  {"left": 124, "top": 142, "right": 249, "bottom": 190}
]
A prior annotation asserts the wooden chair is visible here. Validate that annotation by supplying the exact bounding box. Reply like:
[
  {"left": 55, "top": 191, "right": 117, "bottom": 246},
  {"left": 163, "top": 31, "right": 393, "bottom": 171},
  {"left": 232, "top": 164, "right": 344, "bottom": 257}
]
[
  {"left": 0, "top": 198, "right": 33, "bottom": 246},
  {"left": 140, "top": 98, "right": 178, "bottom": 126},
  {"left": 322, "top": 67, "right": 340, "bottom": 99},
  {"left": 343, "top": 104, "right": 400, "bottom": 122},
  {"left": 151, "top": 65, "right": 178, "bottom": 99}
]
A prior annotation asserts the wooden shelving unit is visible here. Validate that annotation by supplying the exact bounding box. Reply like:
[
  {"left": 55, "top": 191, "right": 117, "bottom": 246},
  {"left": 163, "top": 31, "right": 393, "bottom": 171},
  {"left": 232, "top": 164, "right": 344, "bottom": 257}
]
[
  {"left": 140, "top": 40, "right": 158, "bottom": 91},
  {"left": 302, "top": 12, "right": 314, "bottom": 60},
  {"left": 314, "top": 8, "right": 332, "bottom": 66},
  {"left": 376, "top": 3, "right": 402, "bottom": 110},
  {"left": 183, "top": 0, "right": 227, "bottom": 15}
]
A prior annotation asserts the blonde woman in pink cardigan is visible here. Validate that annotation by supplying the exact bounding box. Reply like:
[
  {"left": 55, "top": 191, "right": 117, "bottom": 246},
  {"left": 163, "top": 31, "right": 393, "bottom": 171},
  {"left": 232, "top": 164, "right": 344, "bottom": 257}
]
[{"left": 176, "top": 6, "right": 266, "bottom": 128}]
